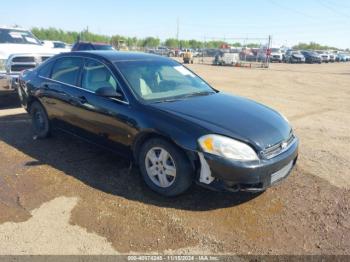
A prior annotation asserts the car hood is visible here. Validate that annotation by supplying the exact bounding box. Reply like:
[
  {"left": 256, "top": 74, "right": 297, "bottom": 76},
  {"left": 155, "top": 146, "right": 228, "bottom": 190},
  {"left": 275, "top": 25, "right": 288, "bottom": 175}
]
[
  {"left": 150, "top": 93, "right": 291, "bottom": 150},
  {"left": 0, "top": 43, "right": 57, "bottom": 59}
]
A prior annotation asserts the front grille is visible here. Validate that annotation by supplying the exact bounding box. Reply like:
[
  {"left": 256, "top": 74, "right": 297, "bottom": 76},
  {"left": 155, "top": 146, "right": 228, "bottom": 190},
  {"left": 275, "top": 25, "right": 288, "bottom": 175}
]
[
  {"left": 9, "top": 54, "right": 54, "bottom": 73},
  {"left": 261, "top": 132, "right": 295, "bottom": 159},
  {"left": 11, "top": 64, "right": 36, "bottom": 72},
  {"left": 12, "top": 56, "right": 35, "bottom": 63}
]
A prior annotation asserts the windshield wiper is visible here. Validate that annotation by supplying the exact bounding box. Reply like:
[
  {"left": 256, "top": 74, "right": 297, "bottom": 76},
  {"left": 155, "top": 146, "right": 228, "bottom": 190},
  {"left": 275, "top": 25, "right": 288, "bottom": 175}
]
[
  {"left": 152, "top": 91, "right": 215, "bottom": 104},
  {"left": 152, "top": 98, "right": 183, "bottom": 103},
  {"left": 181, "top": 91, "right": 215, "bottom": 98}
]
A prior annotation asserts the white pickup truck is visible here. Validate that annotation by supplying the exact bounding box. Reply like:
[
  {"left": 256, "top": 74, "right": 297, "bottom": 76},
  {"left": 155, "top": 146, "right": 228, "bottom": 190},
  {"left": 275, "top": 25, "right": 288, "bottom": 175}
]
[{"left": 0, "top": 26, "right": 57, "bottom": 95}]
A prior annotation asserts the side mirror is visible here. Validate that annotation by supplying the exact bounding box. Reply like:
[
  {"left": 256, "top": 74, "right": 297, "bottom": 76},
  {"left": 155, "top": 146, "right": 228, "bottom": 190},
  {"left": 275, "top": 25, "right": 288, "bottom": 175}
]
[{"left": 95, "top": 87, "right": 123, "bottom": 99}]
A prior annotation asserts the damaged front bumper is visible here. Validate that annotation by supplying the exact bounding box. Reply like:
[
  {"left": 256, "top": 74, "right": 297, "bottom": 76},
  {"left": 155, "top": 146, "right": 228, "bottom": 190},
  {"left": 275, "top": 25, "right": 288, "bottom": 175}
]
[{"left": 197, "top": 138, "right": 299, "bottom": 192}]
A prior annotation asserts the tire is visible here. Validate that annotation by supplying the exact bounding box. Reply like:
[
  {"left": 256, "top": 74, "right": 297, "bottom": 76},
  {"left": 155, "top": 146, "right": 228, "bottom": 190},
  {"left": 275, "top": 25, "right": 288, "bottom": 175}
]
[
  {"left": 138, "top": 138, "right": 193, "bottom": 197},
  {"left": 30, "top": 101, "right": 50, "bottom": 139}
]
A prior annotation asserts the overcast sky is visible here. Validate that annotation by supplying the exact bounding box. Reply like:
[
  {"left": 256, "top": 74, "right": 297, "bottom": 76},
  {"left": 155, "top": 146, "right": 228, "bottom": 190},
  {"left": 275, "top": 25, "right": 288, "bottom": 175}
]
[{"left": 1, "top": 0, "right": 349, "bottom": 48}]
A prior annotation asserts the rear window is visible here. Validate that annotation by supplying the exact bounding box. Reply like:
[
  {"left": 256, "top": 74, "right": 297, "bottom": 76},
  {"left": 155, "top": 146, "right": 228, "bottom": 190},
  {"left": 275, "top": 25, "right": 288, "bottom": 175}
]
[
  {"left": 38, "top": 60, "right": 55, "bottom": 78},
  {"left": 51, "top": 57, "right": 82, "bottom": 86}
]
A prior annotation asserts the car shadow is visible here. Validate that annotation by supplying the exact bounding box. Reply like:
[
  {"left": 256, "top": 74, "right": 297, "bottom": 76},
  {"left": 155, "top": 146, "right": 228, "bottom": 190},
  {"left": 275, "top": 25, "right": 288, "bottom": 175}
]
[{"left": 0, "top": 113, "right": 260, "bottom": 211}]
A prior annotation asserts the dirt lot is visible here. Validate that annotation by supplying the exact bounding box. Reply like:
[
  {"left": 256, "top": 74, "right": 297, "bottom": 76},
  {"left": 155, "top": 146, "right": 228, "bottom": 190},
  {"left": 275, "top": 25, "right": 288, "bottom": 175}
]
[{"left": 0, "top": 63, "right": 349, "bottom": 255}]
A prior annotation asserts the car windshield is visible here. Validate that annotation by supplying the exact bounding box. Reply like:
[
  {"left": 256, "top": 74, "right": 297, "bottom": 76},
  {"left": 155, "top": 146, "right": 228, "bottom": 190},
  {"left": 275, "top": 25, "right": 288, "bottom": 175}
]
[
  {"left": 271, "top": 48, "right": 280, "bottom": 52},
  {"left": 115, "top": 59, "right": 215, "bottom": 102},
  {"left": 0, "top": 29, "right": 41, "bottom": 45},
  {"left": 94, "top": 45, "right": 114, "bottom": 50}
]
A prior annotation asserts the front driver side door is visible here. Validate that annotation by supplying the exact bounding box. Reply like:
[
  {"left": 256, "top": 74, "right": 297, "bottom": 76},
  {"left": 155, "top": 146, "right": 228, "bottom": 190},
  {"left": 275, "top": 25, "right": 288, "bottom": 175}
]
[{"left": 68, "top": 58, "right": 136, "bottom": 155}]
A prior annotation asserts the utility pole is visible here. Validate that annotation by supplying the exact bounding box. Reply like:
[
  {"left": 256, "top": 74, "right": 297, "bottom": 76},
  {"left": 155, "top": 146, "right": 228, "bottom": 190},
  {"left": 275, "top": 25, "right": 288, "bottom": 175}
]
[
  {"left": 176, "top": 17, "right": 179, "bottom": 48},
  {"left": 266, "top": 35, "right": 272, "bottom": 68}
]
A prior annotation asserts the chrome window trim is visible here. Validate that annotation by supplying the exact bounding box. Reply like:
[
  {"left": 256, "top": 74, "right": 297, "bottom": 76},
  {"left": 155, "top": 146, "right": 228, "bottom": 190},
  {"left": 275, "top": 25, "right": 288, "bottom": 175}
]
[{"left": 37, "top": 55, "right": 130, "bottom": 105}]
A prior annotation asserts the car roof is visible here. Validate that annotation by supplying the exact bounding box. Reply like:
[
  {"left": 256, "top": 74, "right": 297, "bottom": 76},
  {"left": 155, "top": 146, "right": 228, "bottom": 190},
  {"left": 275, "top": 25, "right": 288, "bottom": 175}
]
[{"left": 64, "top": 51, "right": 171, "bottom": 62}]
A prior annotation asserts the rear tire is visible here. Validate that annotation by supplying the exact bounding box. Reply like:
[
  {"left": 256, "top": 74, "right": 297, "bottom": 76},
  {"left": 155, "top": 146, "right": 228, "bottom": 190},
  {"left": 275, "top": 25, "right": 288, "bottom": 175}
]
[
  {"left": 30, "top": 101, "right": 50, "bottom": 139},
  {"left": 138, "top": 138, "right": 193, "bottom": 197}
]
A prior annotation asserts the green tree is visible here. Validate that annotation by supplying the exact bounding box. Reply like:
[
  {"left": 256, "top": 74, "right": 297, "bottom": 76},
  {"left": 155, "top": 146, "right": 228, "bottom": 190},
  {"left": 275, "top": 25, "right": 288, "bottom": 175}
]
[
  {"left": 165, "top": 38, "right": 179, "bottom": 48},
  {"left": 293, "top": 42, "right": 338, "bottom": 50},
  {"left": 231, "top": 42, "right": 242, "bottom": 47},
  {"left": 246, "top": 43, "right": 260, "bottom": 48},
  {"left": 142, "top": 37, "right": 160, "bottom": 48},
  {"left": 188, "top": 39, "right": 204, "bottom": 49}
]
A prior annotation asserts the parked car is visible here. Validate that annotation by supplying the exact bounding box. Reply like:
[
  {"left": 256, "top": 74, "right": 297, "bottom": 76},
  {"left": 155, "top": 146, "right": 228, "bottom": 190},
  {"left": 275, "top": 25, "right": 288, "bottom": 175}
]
[
  {"left": 284, "top": 50, "right": 305, "bottom": 63},
  {"left": 336, "top": 53, "right": 350, "bottom": 62},
  {"left": 315, "top": 51, "right": 330, "bottom": 63},
  {"left": 328, "top": 52, "right": 336, "bottom": 63},
  {"left": 42, "top": 40, "right": 70, "bottom": 53},
  {"left": 269, "top": 48, "right": 283, "bottom": 63},
  {"left": 239, "top": 48, "right": 258, "bottom": 62},
  {"left": 18, "top": 51, "right": 298, "bottom": 197},
  {"left": 213, "top": 52, "right": 239, "bottom": 65},
  {"left": 0, "top": 26, "right": 56, "bottom": 95},
  {"left": 300, "top": 51, "right": 322, "bottom": 64},
  {"left": 147, "top": 47, "right": 174, "bottom": 57},
  {"left": 203, "top": 48, "right": 221, "bottom": 57},
  {"left": 71, "top": 41, "right": 114, "bottom": 51}
]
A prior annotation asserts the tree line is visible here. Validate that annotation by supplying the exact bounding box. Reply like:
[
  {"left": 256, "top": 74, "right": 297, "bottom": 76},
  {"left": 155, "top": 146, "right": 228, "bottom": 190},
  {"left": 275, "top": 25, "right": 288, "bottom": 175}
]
[
  {"left": 292, "top": 42, "right": 341, "bottom": 51},
  {"left": 31, "top": 27, "right": 344, "bottom": 50},
  {"left": 31, "top": 27, "right": 263, "bottom": 49}
]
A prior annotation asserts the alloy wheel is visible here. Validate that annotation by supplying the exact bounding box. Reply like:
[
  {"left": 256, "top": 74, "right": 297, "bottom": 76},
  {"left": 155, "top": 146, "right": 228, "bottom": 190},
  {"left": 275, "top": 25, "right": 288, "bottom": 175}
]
[{"left": 145, "top": 147, "right": 177, "bottom": 188}]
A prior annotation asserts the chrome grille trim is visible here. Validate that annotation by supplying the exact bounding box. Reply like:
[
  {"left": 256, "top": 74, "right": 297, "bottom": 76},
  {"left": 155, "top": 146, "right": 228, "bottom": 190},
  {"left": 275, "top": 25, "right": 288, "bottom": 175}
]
[
  {"left": 12, "top": 56, "right": 35, "bottom": 63},
  {"left": 7, "top": 53, "right": 55, "bottom": 73},
  {"left": 261, "top": 132, "right": 296, "bottom": 160}
]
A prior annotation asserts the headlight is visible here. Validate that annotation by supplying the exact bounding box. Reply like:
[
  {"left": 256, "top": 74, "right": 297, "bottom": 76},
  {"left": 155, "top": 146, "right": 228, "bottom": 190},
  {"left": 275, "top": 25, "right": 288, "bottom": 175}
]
[
  {"left": 0, "top": 59, "right": 7, "bottom": 72},
  {"left": 198, "top": 134, "right": 259, "bottom": 161}
]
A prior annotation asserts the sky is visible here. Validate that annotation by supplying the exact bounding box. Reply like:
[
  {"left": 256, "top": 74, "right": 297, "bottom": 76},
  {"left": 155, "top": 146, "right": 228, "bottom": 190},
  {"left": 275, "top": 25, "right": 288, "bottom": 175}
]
[{"left": 1, "top": 0, "right": 350, "bottom": 48}]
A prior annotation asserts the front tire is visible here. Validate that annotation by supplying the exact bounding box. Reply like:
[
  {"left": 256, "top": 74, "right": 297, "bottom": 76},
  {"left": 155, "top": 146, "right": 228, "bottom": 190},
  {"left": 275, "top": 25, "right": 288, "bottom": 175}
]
[
  {"left": 138, "top": 138, "right": 193, "bottom": 197},
  {"left": 30, "top": 101, "right": 50, "bottom": 139}
]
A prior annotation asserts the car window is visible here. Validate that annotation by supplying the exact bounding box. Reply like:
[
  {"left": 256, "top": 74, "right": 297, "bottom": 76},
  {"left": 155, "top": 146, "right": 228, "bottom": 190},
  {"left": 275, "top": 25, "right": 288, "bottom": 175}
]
[
  {"left": 82, "top": 59, "right": 119, "bottom": 93},
  {"left": 38, "top": 60, "right": 55, "bottom": 78},
  {"left": 51, "top": 57, "right": 82, "bottom": 86}
]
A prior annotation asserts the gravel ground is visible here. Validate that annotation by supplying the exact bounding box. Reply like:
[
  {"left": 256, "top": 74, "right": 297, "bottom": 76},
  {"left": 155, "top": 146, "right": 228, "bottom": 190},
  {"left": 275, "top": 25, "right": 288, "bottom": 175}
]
[{"left": 0, "top": 62, "right": 349, "bottom": 255}]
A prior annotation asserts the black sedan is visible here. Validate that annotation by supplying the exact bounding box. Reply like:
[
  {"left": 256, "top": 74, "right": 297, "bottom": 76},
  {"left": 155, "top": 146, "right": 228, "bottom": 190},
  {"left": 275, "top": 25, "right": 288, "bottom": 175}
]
[{"left": 17, "top": 51, "right": 298, "bottom": 196}]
